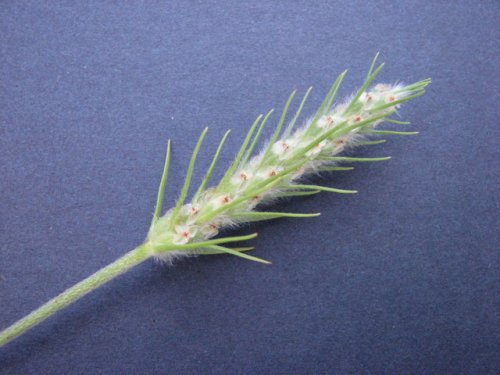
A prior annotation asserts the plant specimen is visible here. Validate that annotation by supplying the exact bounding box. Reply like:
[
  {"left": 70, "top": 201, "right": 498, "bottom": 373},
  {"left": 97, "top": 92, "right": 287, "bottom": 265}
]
[{"left": 0, "top": 55, "right": 430, "bottom": 346}]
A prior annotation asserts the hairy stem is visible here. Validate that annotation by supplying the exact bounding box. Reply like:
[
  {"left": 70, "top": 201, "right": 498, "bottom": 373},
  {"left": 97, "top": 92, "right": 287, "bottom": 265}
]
[{"left": 0, "top": 244, "right": 151, "bottom": 347}]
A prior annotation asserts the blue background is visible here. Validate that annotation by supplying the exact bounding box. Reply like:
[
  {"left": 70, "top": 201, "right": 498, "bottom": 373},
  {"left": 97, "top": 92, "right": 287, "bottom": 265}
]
[{"left": 1, "top": 1, "right": 498, "bottom": 374}]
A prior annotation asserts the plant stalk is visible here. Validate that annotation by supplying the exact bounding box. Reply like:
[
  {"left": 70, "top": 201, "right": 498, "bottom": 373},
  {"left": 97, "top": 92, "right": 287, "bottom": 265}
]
[{"left": 0, "top": 244, "right": 152, "bottom": 347}]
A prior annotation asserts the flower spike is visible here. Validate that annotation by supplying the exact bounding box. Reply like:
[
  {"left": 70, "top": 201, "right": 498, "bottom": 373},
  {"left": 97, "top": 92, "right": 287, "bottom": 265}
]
[{"left": 0, "top": 58, "right": 430, "bottom": 347}]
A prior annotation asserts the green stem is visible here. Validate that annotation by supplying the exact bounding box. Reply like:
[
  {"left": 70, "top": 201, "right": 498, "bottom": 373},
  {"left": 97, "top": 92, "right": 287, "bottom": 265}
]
[{"left": 0, "top": 244, "right": 152, "bottom": 347}]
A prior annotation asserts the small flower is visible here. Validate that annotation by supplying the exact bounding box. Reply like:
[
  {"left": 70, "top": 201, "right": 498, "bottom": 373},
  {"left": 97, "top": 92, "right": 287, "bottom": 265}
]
[
  {"left": 173, "top": 225, "right": 197, "bottom": 245},
  {"left": 384, "top": 93, "right": 401, "bottom": 109},
  {"left": 201, "top": 223, "right": 219, "bottom": 239},
  {"left": 257, "top": 166, "right": 283, "bottom": 179},
  {"left": 181, "top": 203, "right": 200, "bottom": 216},
  {"left": 359, "top": 92, "right": 373, "bottom": 104},
  {"left": 208, "top": 194, "right": 233, "bottom": 210},
  {"left": 350, "top": 114, "right": 362, "bottom": 124},
  {"left": 271, "top": 139, "right": 297, "bottom": 159},
  {"left": 230, "top": 170, "right": 252, "bottom": 186},
  {"left": 247, "top": 195, "right": 263, "bottom": 209},
  {"left": 317, "top": 115, "right": 335, "bottom": 129},
  {"left": 385, "top": 94, "right": 397, "bottom": 103},
  {"left": 331, "top": 113, "right": 347, "bottom": 127},
  {"left": 180, "top": 204, "right": 201, "bottom": 225},
  {"left": 333, "top": 137, "right": 348, "bottom": 152}
]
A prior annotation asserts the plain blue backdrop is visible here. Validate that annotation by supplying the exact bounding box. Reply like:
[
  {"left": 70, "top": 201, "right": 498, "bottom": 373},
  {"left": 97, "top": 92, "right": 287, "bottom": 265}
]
[{"left": 1, "top": 1, "right": 498, "bottom": 374}]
